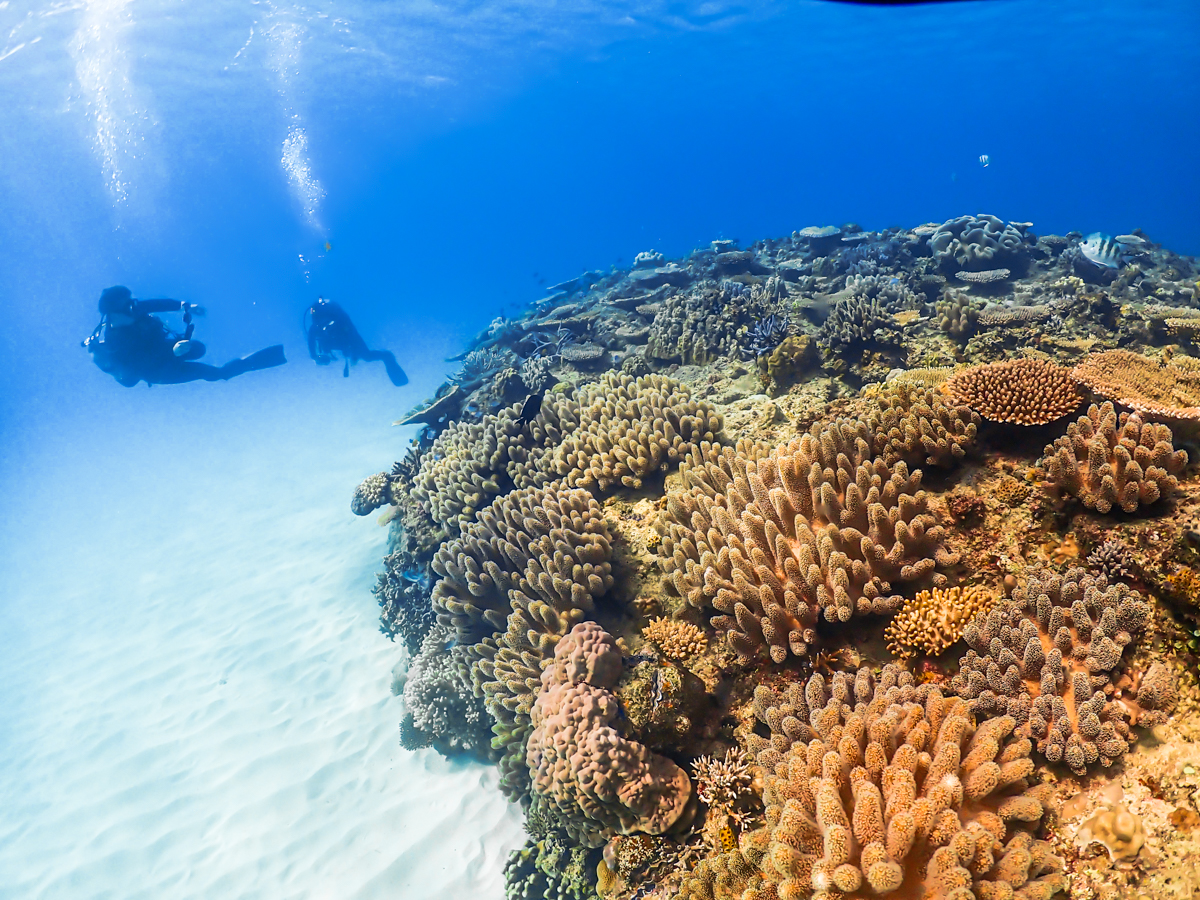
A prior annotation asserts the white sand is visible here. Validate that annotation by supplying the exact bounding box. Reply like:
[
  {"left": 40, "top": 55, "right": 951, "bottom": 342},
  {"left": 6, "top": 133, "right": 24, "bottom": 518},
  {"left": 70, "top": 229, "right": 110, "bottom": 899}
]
[{"left": 0, "top": 374, "right": 526, "bottom": 900}]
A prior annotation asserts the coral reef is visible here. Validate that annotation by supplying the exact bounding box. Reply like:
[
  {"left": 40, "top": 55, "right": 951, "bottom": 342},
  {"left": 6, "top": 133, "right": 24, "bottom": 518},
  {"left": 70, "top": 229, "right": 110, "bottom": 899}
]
[
  {"left": 930, "top": 214, "right": 1028, "bottom": 272},
  {"left": 1040, "top": 402, "right": 1187, "bottom": 513},
  {"left": 950, "top": 567, "right": 1151, "bottom": 774},
  {"left": 659, "top": 421, "right": 954, "bottom": 662},
  {"left": 936, "top": 289, "right": 980, "bottom": 341},
  {"left": 945, "top": 358, "right": 1083, "bottom": 425},
  {"left": 1072, "top": 349, "right": 1200, "bottom": 420},
  {"left": 740, "top": 665, "right": 1064, "bottom": 900},
  {"left": 526, "top": 622, "right": 693, "bottom": 847},
  {"left": 816, "top": 293, "right": 901, "bottom": 355},
  {"left": 504, "top": 836, "right": 595, "bottom": 900},
  {"left": 884, "top": 584, "right": 994, "bottom": 662}
]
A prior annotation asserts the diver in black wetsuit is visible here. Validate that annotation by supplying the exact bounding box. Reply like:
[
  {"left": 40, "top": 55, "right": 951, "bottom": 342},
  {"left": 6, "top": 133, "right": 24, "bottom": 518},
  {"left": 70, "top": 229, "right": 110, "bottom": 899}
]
[
  {"left": 82, "top": 285, "right": 286, "bottom": 387},
  {"left": 303, "top": 297, "right": 408, "bottom": 386}
]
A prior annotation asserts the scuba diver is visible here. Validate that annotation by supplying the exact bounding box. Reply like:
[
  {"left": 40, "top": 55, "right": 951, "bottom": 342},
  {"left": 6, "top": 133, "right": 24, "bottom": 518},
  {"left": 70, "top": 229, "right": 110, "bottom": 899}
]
[
  {"left": 82, "top": 285, "right": 287, "bottom": 387},
  {"left": 303, "top": 297, "right": 408, "bottom": 386}
]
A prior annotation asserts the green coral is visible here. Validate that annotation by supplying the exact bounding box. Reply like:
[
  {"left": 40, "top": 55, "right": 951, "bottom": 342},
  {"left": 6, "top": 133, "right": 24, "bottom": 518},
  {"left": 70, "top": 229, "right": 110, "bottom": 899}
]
[{"left": 504, "top": 836, "right": 596, "bottom": 900}]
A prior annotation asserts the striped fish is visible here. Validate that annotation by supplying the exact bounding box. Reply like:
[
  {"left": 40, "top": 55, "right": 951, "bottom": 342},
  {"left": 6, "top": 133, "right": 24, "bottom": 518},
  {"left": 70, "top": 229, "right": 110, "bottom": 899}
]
[{"left": 1080, "top": 233, "right": 1124, "bottom": 269}]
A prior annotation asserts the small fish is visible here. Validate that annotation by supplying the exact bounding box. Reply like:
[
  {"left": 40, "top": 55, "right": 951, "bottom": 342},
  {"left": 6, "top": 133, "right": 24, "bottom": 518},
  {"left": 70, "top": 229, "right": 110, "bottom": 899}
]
[
  {"left": 324, "top": 241, "right": 332, "bottom": 251},
  {"left": 979, "top": 154, "right": 989, "bottom": 167},
  {"left": 1080, "top": 233, "right": 1124, "bottom": 269},
  {"left": 718, "top": 823, "right": 737, "bottom": 851}
]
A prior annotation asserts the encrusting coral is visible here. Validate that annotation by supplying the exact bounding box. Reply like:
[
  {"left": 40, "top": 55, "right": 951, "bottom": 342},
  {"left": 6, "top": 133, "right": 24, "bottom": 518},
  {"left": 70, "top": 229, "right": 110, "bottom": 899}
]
[
  {"left": 526, "top": 622, "right": 693, "bottom": 847},
  {"left": 950, "top": 567, "right": 1155, "bottom": 774},
  {"left": 660, "top": 421, "right": 954, "bottom": 662},
  {"left": 1040, "top": 401, "right": 1187, "bottom": 513},
  {"left": 945, "top": 358, "right": 1083, "bottom": 426},
  {"left": 884, "top": 585, "right": 995, "bottom": 662},
  {"left": 723, "top": 665, "right": 1064, "bottom": 900}
]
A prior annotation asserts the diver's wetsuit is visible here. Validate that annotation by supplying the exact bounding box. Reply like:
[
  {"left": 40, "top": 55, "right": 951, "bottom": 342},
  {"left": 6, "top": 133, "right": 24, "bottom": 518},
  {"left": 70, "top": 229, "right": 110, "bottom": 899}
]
[
  {"left": 84, "top": 291, "right": 286, "bottom": 387},
  {"left": 305, "top": 298, "right": 408, "bottom": 386}
]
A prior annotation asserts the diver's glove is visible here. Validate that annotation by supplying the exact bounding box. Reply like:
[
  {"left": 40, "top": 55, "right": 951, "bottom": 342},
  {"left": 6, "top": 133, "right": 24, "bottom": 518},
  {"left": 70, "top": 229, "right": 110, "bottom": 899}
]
[{"left": 172, "top": 340, "right": 196, "bottom": 358}]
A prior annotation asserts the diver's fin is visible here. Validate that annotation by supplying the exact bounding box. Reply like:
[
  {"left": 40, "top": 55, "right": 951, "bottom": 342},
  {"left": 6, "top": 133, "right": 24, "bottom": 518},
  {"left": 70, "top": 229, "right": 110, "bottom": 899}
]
[
  {"left": 382, "top": 354, "right": 408, "bottom": 387},
  {"left": 221, "top": 344, "right": 287, "bottom": 379}
]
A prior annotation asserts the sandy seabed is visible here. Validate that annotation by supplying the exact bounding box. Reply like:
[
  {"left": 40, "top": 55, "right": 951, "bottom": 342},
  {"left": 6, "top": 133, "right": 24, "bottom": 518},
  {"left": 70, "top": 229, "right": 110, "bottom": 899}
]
[{"left": 0, "top": 380, "right": 525, "bottom": 900}]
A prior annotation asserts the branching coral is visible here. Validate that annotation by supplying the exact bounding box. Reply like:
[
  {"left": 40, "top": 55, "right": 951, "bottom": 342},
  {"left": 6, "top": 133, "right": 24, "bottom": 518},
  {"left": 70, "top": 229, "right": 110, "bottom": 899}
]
[
  {"left": 936, "top": 289, "right": 980, "bottom": 341},
  {"left": 1041, "top": 402, "right": 1187, "bottom": 513},
  {"left": 884, "top": 585, "right": 995, "bottom": 662},
  {"left": 401, "top": 624, "right": 492, "bottom": 755},
  {"left": 647, "top": 282, "right": 775, "bottom": 364},
  {"left": 504, "top": 835, "right": 594, "bottom": 900},
  {"left": 930, "top": 214, "right": 1028, "bottom": 272},
  {"left": 526, "top": 622, "right": 693, "bottom": 847},
  {"left": 950, "top": 567, "right": 1150, "bottom": 774},
  {"left": 692, "top": 749, "right": 753, "bottom": 810},
  {"left": 1072, "top": 349, "right": 1200, "bottom": 420},
  {"left": 351, "top": 471, "right": 395, "bottom": 516},
  {"left": 817, "top": 294, "right": 901, "bottom": 354},
  {"left": 659, "top": 422, "right": 954, "bottom": 662},
  {"left": 643, "top": 617, "right": 708, "bottom": 661},
  {"left": 945, "top": 358, "right": 1083, "bottom": 425},
  {"left": 742, "top": 665, "right": 1064, "bottom": 900}
]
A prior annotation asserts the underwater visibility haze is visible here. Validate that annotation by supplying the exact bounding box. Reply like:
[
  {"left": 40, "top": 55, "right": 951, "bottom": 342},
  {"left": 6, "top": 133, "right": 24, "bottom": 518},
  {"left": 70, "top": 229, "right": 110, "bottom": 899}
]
[{"left": 2, "top": 1, "right": 1200, "bottom": 898}]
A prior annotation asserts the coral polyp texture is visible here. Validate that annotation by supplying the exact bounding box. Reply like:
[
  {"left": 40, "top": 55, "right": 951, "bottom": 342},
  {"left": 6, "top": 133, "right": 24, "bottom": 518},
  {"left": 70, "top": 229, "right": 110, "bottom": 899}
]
[
  {"left": 729, "top": 665, "right": 1064, "bottom": 900},
  {"left": 660, "top": 422, "right": 954, "bottom": 662},
  {"left": 526, "top": 622, "right": 692, "bottom": 847},
  {"left": 1040, "top": 401, "right": 1187, "bottom": 513},
  {"left": 884, "top": 584, "right": 995, "bottom": 662},
  {"left": 945, "top": 358, "right": 1083, "bottom": 425},
  {"left": 1072, "top": 349, "right": 1200, "bottom": 420},
  {"left": 950, "top": 567, "right": 1153, "bottom": 774}
]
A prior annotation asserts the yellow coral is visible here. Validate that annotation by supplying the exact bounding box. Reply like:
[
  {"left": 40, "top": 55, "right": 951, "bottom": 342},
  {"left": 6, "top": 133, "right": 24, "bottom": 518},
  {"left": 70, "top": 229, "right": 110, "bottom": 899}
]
[
  {"left": 884, "top": 585, "right": 994, "bottom": 661},
  {"left": 643, "top": 616, "right": 708, "bottom": 660}
]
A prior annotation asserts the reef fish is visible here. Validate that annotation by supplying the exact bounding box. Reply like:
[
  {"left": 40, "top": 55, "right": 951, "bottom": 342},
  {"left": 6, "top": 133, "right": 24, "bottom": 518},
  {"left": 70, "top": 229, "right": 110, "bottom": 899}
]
[{"left": 1080, "top": 233, "right": 1124, "bottom": 269}]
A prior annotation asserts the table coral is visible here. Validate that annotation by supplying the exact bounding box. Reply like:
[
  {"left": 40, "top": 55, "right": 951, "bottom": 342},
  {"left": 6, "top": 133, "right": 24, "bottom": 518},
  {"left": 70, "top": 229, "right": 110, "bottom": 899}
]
[
  {"left": 945, "top": 358, "right": 1083, "bottom": 425},
  {"left": 1072, "top": 349, "right": 1200, "bottom": 421},
  {"left": 526, "top": 622, "right": 692, "bottom": 847},
  {"left": 1041, "top": 401, "right": 1187, "bottom": 513}
]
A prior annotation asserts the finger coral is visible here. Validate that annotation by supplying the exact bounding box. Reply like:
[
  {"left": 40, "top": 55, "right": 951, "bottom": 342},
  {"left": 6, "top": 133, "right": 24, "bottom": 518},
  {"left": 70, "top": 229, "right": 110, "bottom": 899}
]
[
  {"left": 743, "top": 665, "right": 1063, "bottom": 900},
  {"left": 643, "top": 616, "right": 708, "bottom": 661},
  {"left": 351, "top": 471, "right": 394, "bottom": 516},
  {"left": 884, "top": 585, "right": 995, "bottom": 662},
  {"left": 1072, "top": 349, "right": 1200, "bottom": 421},
  {"left": 945, "top": 358, "right": 1083, "bottom": 425},
  {"left": 950, "top": 567, "right": 1150, "bottom": 774},
  {"left": 869, "top": 382, "right": 980, "bottom": 469},
  {"left": 660, "top": 422, "right": 954, "bottom": 662},
  {"left": 526, "top": 622, "right": 693, "bottom": 847},
  {"left": 1041, "top": 402, "right": 1187, "bottom": 513}
]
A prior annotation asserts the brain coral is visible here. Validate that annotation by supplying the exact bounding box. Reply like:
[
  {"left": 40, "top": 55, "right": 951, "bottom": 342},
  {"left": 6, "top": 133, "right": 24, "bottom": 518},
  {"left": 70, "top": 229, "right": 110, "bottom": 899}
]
[
  {"left": 930, "top": 214, "right": 1027, "bottom": 272},
  {"left": 945, "top": 358, "right": 1083, "bottom": 425},
  {"left": 950, "top": 567, "right": 1150, "bottom": 774},
  {"left": 1072, "top": 349, "right": 1200, "bottom": 421},
  {"left": 739, "top": 665, "right": 1063, "bottom": 900},
  {"left": 1041, "top": 402, "right": 1187, "bottom": 513},
  {"left": 659, "top": 422, "right": 954, "bottom": 663},
  {"left": 526, "top": 622, "right": 692, "bottom": 847}
]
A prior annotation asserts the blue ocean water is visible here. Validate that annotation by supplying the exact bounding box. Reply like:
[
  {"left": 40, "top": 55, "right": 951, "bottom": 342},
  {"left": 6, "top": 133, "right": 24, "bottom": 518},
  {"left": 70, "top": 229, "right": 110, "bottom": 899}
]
[{"left": 0, "top": 1, "right": 1197, "bottom": 897}]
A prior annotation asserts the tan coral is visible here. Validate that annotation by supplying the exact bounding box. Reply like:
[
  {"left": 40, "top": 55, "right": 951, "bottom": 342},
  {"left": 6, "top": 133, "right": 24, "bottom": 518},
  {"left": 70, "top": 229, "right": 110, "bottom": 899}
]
[
  {"left": 743, "top": 665, "right": 1064, "bottom": 900},
  {"left": 869, "top": 383, "right": 979, "bottom": 469},
  {"left": 950, "top": 567, "right": 1150, "bottom": 774},
  {"left": 884, "top": 585, "right": 994, "bottom": 661},
  {"left": 1075, "top": 804, "right": 1145, "bottom": 863},
  {"left": 1072, "top": 349, "right": 1200, "bottom": 421},
  {"left": 526, "top": 622, "right": 693, "bottom": 847},
  {"left": 643, "top": 617, "right": 708, "bottom": 661},
  {"left": 351, "top": 471, "right": 392, "bottom": 516},
  {"left": 945, "top": 358, "right": 1083, "bottom": 425},
  {"left": 659, "top": 423, "right": 954, "bottom": 663},
  {"left": 1040, "top": 401, "right": 1187, "bottom": 513}
]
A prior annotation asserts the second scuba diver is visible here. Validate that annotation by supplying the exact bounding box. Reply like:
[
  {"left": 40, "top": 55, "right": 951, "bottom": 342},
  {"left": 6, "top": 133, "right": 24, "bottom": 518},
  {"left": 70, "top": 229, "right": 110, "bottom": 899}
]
[
  {"left": 304, "top": 297, "right": 408, "bottom": 386},
  {"left": 83, "top": 286, "right": 286, "bottom": 387}
]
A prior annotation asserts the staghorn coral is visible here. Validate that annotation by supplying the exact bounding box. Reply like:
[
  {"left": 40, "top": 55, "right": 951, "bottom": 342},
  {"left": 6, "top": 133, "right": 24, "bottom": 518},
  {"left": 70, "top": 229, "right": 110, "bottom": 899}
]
[
  {"left": 692, "top": 749, "right": 753, "bottom": 810},
  {"left": 526, "top": 622, "right": 693, "bottom": 847},
  {"left": 742, "top": 665, "right": 1063, "bottom": 900},
  {"left": 1072, "top": 349, "right": 1200, "bottom": 420},
  {"left": 868, "top": 382, "right": 980, "bottom": 469},
  {"left": 742, "top": 313, "right": 792, "bottom": 359},
  {"left": 950, "top": 567, "right": 1150, "bottom": 774},
  {"left": 374, "top": 551, "right": 436, "bottom": 652},
  {"left": 844, "top": 273, "right": 919, "bottom": 310},
  {"left": 1040, "top": 402, "right": 1187, "bottom": 513},
  {"left": 930, "top": 214, "right": 1027, "bottom": 272},
  {"left": 401, "top": 624, "right": 493, "bottom": 755},
  {"left": 554, "top": 373, "right": 723, "bottom": 492},
  {"left": 643, "top": 617, "right": 708, "bottom": 661},
  {"left": 884, "top": 585, "right": 995, "bottom": 662},
  {"left": 945, "top": 358, "right": 1083, "bottom": 425},
  {"left": 647, "top": 282, "right": 774, "bottom": 365},
  {"left": 659, "top": 422, "right": 954, "bottom": 663}
]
